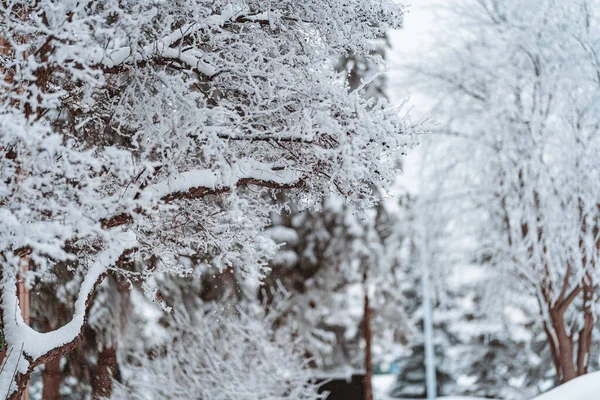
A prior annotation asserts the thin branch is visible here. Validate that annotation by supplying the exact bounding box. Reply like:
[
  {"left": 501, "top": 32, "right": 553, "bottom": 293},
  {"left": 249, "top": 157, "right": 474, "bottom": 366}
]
[
  {"left": 557, "top": 285, "right": 582, "bottom": 315},
  {"left": 216, "top": 134, "right": 313, "bottom": 143},
  {"left": 556, "top": 262, "right": 574, "bottom": 306}
]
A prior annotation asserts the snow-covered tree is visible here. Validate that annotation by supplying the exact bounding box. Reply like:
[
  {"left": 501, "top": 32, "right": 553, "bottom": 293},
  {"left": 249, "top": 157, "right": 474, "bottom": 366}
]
[
  {"left": 0, "top": 0, "right": 417, "bottom": 397},
  {"left": 263, "top": 196, "right": 412, "bottom": 375},
  {"left": 112, "top": 302, "right": 324, "bottom": 400},
  {"left": 256, "top": 33, "right": 413, "bottom": 400},
  {"left": 27, "top": 271, "right": 131, "bottom": 400},
  {"left": 386, "top": 186, "right": 550, "bottom": 399},
  {"left": 405, "top": 0, "right": 600, "bottom": 385}
]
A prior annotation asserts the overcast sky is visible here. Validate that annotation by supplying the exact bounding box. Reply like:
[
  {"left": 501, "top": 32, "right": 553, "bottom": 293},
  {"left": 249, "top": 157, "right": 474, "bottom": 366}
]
[
  {"left": 386, "top": 0, "right": 460, "bottom": 198},
  {"left": 387, "top": 0, "right": 438, "bottom": 197}
]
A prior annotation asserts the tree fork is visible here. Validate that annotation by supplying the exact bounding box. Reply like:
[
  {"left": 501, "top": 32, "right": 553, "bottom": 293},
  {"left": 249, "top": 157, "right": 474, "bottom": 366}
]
[{"left": 0, "top": 248, "right": 134, "bottom": 399}]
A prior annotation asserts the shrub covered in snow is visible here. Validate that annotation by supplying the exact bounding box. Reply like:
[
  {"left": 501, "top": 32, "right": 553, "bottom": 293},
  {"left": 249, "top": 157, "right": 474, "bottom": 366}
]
[{"left": 112, "top": 304, "right": 325, "bottom": 400}]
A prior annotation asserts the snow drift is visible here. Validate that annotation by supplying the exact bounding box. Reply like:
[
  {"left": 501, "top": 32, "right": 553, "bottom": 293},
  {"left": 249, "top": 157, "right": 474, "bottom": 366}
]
[{"left": 532, "top": 372, "right": 600, "bottom": 400}]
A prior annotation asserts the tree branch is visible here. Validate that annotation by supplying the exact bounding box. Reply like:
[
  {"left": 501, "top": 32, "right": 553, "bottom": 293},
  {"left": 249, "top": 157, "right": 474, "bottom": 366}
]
[
  {"left": 0, "top": 232, "right": 137, "bottom": 399},
  {"left": 100, "top": 162, "right": 306, "bottom": 229},
  {"left": 556, "top": 285, "right": 582, "bottom": 315},
  {"left": 556, "top": 262, "right": 574, "bottom": 306}
]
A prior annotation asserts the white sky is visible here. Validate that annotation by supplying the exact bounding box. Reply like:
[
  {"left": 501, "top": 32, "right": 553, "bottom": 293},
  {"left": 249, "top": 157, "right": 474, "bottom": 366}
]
[
  {"left": 387, "top": 0, "right": 439, "bottom": 197},
  {"left": 389, "top": 0, "right": 439, "bottom": 112}
]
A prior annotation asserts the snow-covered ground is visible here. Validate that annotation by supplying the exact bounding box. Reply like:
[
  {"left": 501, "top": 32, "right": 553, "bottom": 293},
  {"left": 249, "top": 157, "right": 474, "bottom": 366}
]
[
  {"left": 373, "top": 374, "right": 396, "bottom": 400},
  {"left": 531, "top": 371, "right": 600, "bottom": 400}
]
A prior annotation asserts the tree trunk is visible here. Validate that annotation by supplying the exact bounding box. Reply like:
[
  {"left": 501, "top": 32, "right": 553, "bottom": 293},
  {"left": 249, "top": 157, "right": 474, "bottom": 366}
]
[
  {"left": 576, "top": 310, "right": 594, "bottom": 376},
  {"left": 91, "top": 346, "right": 118, "bottom": 399},
  {"left": 363, "top": 270, "right": 373, "bottom": 400},
  {"left": 17, "top": 258, "right": 30, "bottom": 400},
  {"left": 544, "top": 276, "right": 595, "bottom": 384},
  {"left": 545, "top": 304, "right": 593, "bottom": 384},
  {"left": 576, "top": 283, "right": 594, "bottom": 377},
  {"left": 543, "top": 322, "right": 561, "bottom": 381},
  {"left": 42, "top": 356, "right": 62, "bottom": 400},
  {"left": 551, "top": 311, "right": 577, "bottom": 383}
]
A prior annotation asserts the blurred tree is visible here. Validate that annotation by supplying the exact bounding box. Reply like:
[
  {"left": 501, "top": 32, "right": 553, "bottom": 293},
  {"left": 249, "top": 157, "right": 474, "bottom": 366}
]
[{"left": 399, "top": 0, "right": 600, "bottom": 388}]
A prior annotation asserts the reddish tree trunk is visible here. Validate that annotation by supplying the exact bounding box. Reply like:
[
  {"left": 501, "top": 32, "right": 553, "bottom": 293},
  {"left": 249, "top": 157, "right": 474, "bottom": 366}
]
[
  {"left": 42, "top": 356, "right": 62, "bottom": 400},
  {"left": 543, "top": 322, "right": 561, "bottom": 380},
  {"left": 91, "top": 346, "right": 118, "bottom": 399},
  {"left": 545, "top": 299, "right": 594, "bottom": 384},
  {"left": 576, "top": 310, "right": 594, "bottom": 376},
  {"left": 576, "top": 283, "right": 594, "bottom": 376},
  {"left": 550, "top": 311, "right": 577, "bottom": 383}
]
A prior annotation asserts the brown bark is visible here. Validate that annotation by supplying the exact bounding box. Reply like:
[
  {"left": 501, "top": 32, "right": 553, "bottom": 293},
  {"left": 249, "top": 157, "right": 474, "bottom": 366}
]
[
  {"left": 3, "top": 307, "right": 92, "bottom": 400},
  {"left": 91, "top": 346, "right": 118, "bottom": 399},
  {"left": 544, "top": 278, "right": 579, "bottom": 384},
  {"left": 363, "top": 270, "right": 373, "bottom": 400},
  {"left": 550, "top": 310, "right": 576, "bottom": 383},
  {"left": 100, "top": 175, "right": 306, "bottom": 230},
  {"left": 576, "top": 309, "right": 594, "bottom": 376},
  {"left": 576, "top": 279, "right": 594, "bottom": 376},
  {"left": 544, "top": 277, "right": 594, "bottom": 385},
  {"left": 526, "top": 204, "right": 597, "bottom": 385},
  {"left": 543, "top": 322, "right": 561, "bottom": 379},
  {"left": 41, "top": 356, "right": 62, "bottom": 400}
]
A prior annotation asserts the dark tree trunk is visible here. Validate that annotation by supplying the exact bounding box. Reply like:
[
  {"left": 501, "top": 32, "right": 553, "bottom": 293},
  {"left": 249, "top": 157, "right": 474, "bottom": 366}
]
[
  {"left": 91, "top": 346, "right": 118, "bottom": 399},
  {"left": 544, "top": 289, "right": 594, "bottom": 385},
  {"left": 41, "top": 356, "right": 62, "bottom": 400},
  {"left": 363, "top": 270, "right": 373, "bottom": 400},
  {"left": 550, "top": 311, "right": 577, "bottom": 383}
]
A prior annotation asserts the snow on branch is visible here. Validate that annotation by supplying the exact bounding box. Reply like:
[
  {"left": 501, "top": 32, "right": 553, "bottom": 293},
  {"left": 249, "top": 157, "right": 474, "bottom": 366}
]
[
  {"left": 0, "top": 0, "right": 411, "bottom": 396},
  {"left": 145, "top": 160, "right": 305, "bottom": 200},
  {"left": 100, "top": 161, "right": 305, "bottom": 229},
  {"left": 96, "top": 6, "right": 243, "bottom": 76},
  {"left": 113, "top": 303, "right": 324, "bottom": 400},
  {"left": 0, "top": 231, "right": 137, "bottom": 398}
]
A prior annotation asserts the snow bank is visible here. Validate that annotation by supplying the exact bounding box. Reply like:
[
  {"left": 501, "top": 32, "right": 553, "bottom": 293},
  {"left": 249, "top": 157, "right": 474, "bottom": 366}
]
[
  {"left": 532, "top": 372, "right": 600, "bottom": 400},
  {"left": 373, "top": 374, "right": 396, "bottom": 400}
]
